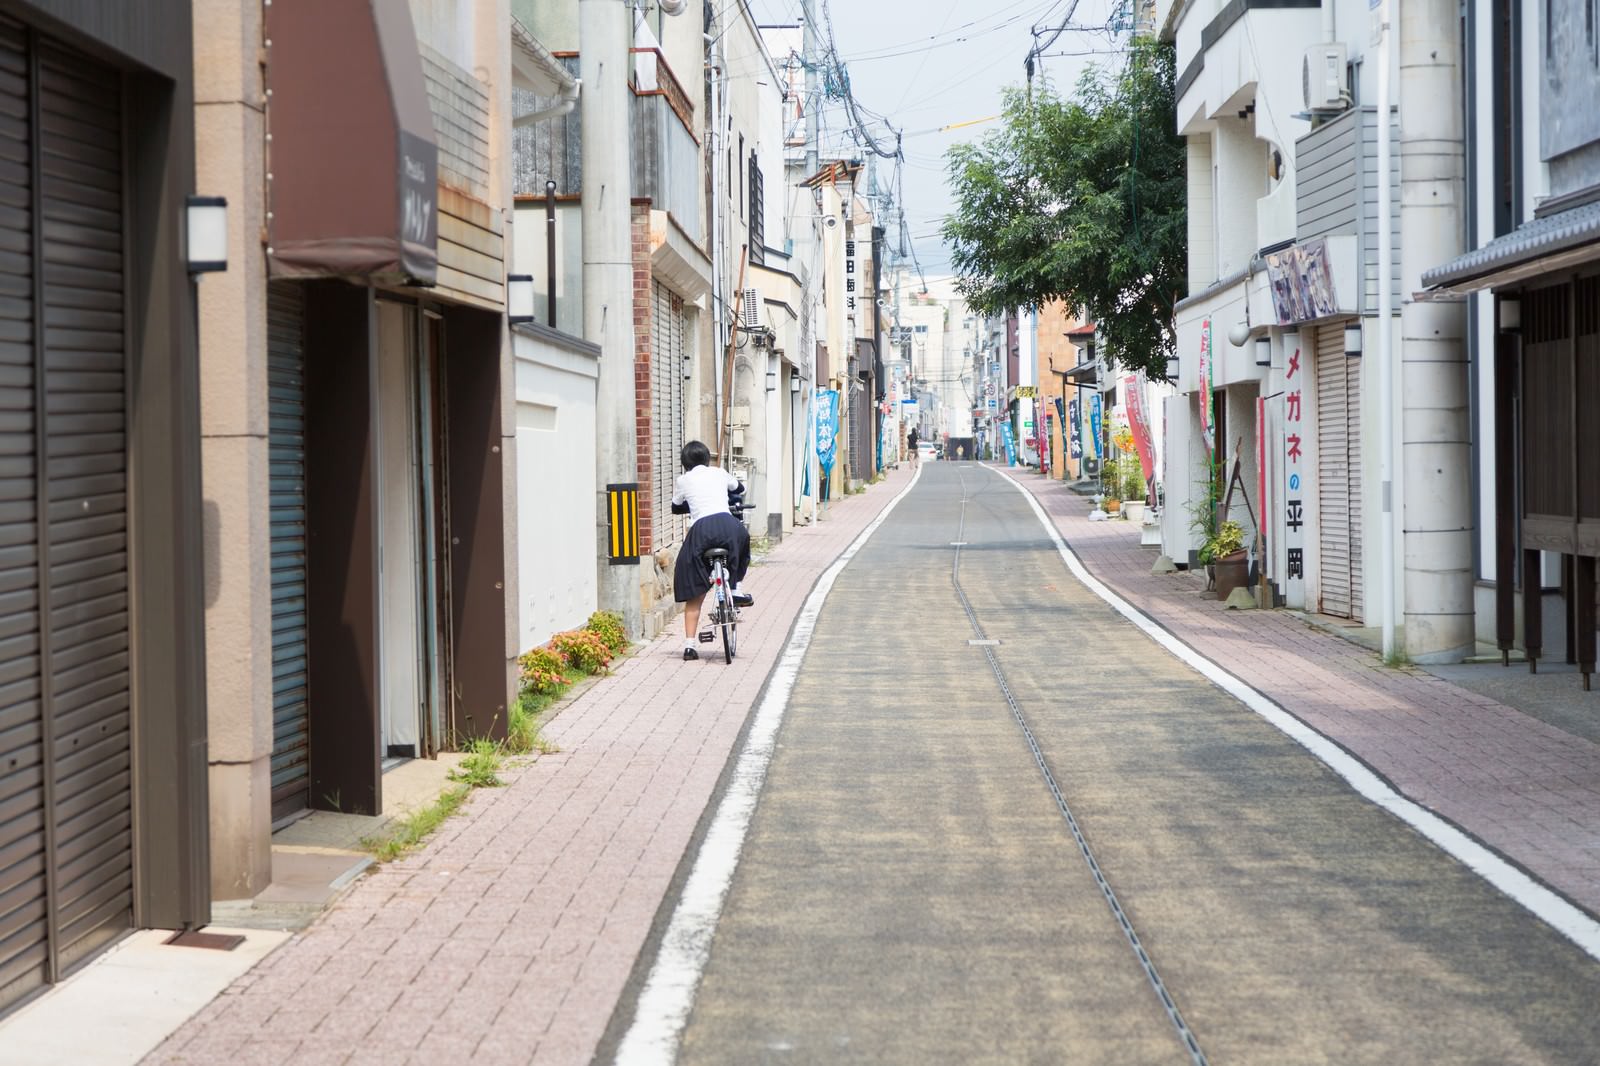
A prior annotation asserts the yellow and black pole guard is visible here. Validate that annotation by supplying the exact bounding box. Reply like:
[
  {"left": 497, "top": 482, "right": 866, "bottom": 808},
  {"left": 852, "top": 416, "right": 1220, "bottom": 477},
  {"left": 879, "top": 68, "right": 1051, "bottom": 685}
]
[{"left": 606, "top": 483, "right": 641, "bottom": 565}]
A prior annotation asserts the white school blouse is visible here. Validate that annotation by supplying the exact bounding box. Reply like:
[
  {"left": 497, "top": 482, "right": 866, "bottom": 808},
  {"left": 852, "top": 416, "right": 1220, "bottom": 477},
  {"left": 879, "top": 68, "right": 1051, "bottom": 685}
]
[{"left": 671, "top": 465, "right": 739, "bottom": 527}]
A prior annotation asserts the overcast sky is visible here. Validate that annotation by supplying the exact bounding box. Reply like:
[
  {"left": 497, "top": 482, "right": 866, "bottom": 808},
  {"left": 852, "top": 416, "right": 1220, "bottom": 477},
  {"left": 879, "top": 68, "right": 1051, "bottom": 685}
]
[{"left": 744, "top": 0, "right": 1126, "bottom": 276}]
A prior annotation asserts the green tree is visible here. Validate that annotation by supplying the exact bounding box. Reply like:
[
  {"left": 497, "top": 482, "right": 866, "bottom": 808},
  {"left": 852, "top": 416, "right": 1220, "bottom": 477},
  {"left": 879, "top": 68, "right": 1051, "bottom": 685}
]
[{"left": 943, "top": 39, "right": 1185, "bottom": 380}]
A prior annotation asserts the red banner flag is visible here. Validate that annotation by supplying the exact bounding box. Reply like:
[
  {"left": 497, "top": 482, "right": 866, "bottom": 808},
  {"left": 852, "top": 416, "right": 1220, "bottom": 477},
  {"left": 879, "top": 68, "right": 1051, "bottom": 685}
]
[{"left": 1123, "top": 373, "right": 1156, "bottom": 483}]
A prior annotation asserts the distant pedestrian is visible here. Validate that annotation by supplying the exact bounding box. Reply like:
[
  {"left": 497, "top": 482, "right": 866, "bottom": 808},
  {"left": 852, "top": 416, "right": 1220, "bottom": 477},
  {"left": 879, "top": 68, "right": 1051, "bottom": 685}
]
[{"left": 907, "top": 427, "right": 920, "bottom": 464}]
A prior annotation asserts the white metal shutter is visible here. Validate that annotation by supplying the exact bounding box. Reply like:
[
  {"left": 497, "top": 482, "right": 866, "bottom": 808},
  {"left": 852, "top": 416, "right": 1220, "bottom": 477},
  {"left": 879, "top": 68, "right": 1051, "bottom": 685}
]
[
  {"left": 267, "top": 283, "right": 308, "bottom": 821},
  {"left": 1316, "top": 324, "right": 1363, "bottom": 620},
  {"left": 650, "top": 281, "right": 686, "bottom": 551}
]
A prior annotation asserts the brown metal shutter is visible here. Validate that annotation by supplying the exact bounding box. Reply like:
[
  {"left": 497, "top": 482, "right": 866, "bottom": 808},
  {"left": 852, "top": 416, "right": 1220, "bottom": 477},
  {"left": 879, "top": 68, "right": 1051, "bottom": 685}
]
[
  {"left": 38, "top": 38, "right": 132, "bottom": 972},
  {"left": 267, "top": 283, "right": 309, "bottom": 821},
  {"left": 0, "top": 16, "right": 47, "bottom": 1010},
  {"left": 1316, "top": 324, "right": 1363, "bottom": 620},
  {"left": 0, "top": 24, "right": 132, "bottom": 1013},
  {"left": 650, "top": 281, "right": 686, "bottom": 551}
]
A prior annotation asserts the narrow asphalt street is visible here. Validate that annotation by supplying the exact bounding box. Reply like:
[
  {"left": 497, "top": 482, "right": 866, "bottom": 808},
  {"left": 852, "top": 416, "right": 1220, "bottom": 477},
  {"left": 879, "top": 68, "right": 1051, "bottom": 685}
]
[{"left": 622, "top": 462, "right": 1600, "bottom": 1065}]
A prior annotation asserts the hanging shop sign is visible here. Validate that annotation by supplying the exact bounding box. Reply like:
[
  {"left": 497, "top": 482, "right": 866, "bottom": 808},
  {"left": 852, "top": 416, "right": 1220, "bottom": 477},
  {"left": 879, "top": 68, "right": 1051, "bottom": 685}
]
[
  {"left": 1016, "top": 385, "right": 1037, "bottom": 398},
  {"left": 1281, "top": 334, "right": 1307, "bottom": 607},
  {"left": 816, "top": 388, "right": 840, "bottom": 473},
  {"left": 1265, "top": 238, "right": 1338, "bottom": 325},
  {"left": 844, "top": 238, "right": 859, "bottom": 322},
  {"left": 1123, "top": 373, "right": 1155, "bottom": 482}
]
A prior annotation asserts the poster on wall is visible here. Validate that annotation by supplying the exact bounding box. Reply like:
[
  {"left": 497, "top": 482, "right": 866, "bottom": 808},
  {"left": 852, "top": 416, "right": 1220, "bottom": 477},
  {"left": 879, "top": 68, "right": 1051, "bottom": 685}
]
[
  {"left": 816, "top": 388, "right": 840, "bottom": 473},
  {"left": 1123, "top": 373, "right": 1155, "bottom": 482}
]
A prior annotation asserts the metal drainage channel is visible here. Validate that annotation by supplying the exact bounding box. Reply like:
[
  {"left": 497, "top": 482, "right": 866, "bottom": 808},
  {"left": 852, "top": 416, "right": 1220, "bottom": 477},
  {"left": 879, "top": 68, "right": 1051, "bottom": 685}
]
[{"left": 951, "top": 472, "right": 1208, "bottom": 1066}]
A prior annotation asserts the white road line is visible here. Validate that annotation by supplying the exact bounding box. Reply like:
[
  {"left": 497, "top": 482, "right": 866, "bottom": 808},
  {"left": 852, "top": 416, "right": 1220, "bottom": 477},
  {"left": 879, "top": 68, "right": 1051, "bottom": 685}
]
[
  {"left": 991, "top": 465, "right": 1600, "bottom": 963},
  {"left": 614, "top": 465, "right": 925, "bottom": 1065}
]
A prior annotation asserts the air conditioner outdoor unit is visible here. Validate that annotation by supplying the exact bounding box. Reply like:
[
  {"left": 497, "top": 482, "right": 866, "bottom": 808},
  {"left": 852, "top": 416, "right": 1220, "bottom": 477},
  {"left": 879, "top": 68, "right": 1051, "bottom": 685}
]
[
  {"left": 1302, "top": 44, "right": 1348, "bottom": 111},
  {"left": 1083, "top": 456, "right": 1101, "bottom": 478},
  {"left": 741, "top": 288, "right": 762, "bottom": 330}
]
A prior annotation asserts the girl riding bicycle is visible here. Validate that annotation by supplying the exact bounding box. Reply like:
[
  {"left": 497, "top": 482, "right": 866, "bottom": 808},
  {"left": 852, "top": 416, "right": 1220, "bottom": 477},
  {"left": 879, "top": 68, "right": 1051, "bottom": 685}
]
[{"left": 671, "top": 441, "right": 753, "bottom": 661}]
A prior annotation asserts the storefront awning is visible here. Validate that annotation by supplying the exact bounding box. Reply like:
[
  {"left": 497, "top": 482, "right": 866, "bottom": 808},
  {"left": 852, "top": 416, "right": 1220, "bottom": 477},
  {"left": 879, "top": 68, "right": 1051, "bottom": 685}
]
[
  {"left": 265, "top": 0, "right": 439, "bottom": 284},
  {"left": 1423, "top": 200, "right": 1600, "bottom": 294}
]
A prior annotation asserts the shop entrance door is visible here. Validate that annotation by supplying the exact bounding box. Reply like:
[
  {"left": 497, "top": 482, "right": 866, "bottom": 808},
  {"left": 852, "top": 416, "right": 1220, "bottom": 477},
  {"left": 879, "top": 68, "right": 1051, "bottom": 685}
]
[{"left": 375, "top": 302, "right": 426, "bottom": 759}]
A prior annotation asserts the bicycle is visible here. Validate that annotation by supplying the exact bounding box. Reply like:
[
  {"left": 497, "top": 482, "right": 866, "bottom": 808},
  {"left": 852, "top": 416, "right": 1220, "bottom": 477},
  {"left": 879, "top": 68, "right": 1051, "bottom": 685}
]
[{"left": 702, "top": 547, "right": 739, "bottom": 663}]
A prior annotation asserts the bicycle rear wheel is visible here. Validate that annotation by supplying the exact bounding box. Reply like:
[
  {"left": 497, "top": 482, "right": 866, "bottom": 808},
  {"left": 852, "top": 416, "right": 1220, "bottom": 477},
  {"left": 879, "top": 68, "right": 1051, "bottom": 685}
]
[{"left": 722, "top": 607, "right": 736, "bottom": 663}]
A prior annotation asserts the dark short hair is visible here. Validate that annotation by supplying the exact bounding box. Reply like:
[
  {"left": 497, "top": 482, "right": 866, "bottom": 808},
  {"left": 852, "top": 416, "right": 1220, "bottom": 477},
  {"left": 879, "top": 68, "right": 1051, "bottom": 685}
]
[{"left": 681, "top": 440, "right": 711, "bottom": 471}]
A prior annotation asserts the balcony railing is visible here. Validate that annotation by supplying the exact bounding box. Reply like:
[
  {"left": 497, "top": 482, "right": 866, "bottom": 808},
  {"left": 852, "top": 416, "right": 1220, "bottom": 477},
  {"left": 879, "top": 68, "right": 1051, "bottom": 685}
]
[{"left": 630, "top": 48, "right": 696, "bottom": 142}]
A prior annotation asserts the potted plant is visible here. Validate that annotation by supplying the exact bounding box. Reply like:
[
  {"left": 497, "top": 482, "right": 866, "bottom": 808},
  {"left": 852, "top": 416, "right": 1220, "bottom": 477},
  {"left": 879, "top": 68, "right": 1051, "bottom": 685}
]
[
  {"left": 1199, "top": 520, "right": 1248, "bottom": 598},
  {"left": 1121, "top": 459, "right": 1148, "bottom": 523}
]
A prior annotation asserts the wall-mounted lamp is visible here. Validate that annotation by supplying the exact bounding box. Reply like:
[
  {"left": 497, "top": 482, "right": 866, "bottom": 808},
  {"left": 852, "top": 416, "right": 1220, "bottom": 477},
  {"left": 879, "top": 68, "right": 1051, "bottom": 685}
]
[
  {"left": 186, "top": 195, "right": 228, "bottom": 274},
  {"left": 508, "top": 274, "right": 535, "bottom": 325},
  {"left": 1254, "top": 336, "right": 1272, "bottom": 367},
  {"left": 1344, "top": 321, "right": 1363, "bottom": 357},
  {"left": 1164, "top": 354, "right": 1180, "bottom": 381},
  {"left": 1498, "top": 296, "right": 1521, "bottom": 334},
  {"left": 789, "top": 373, "right": 801, "bottom": 394}
]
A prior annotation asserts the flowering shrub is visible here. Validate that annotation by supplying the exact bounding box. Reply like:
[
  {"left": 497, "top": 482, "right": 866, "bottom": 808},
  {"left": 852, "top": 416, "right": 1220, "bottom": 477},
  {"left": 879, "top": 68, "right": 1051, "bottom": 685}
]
[
  {"left": 584, "top": 610, "right": 628, "bottom": 653},
  {"left": 518, "top": 647, "right": 569, "bottom": 695},
  {"left": 551, "top": 629, "right": 613, "bottom": 675}
]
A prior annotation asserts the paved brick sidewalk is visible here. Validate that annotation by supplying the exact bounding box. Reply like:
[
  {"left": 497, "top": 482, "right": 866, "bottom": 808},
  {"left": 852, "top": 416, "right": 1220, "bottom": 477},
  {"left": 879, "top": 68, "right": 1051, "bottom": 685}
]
[
  {"left": 1003, "top": 466, "right": 1600, "bottom": 919},
  {"left": 143, "top": 468, "right": 913, "bottom": 1066}
]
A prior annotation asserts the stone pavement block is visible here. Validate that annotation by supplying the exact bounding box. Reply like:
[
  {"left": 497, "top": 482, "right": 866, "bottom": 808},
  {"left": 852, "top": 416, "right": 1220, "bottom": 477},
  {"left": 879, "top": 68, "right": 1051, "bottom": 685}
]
[{"left": 1008, "top": 469, "right": 1600, "bottom": 920}]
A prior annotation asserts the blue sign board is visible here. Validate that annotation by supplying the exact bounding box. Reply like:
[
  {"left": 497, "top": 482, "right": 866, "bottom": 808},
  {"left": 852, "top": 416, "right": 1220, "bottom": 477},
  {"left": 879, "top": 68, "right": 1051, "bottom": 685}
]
[{"left": 816, "top": 389, "right": 840, "bottom": 473}]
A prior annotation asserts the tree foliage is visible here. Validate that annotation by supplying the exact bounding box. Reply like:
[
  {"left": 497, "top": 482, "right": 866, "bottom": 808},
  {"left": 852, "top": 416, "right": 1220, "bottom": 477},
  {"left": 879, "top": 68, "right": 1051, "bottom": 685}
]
[{"left": 942, "top": 39, "right": 1186, "bottom": 379}]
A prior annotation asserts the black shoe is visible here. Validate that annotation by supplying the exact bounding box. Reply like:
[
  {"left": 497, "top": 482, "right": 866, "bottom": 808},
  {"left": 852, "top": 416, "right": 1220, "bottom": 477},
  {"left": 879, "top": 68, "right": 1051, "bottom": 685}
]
[
  {"left": 733, "top": 591, "right": 754, "bottom": 608},
  {"left": 683, "top": 647, "right": 699, "bottom": 661}
]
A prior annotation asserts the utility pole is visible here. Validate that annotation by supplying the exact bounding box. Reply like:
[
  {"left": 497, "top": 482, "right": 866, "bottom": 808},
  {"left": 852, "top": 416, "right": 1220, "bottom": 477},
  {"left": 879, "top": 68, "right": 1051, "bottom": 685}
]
[
  {"left": 1398, "top": 0, "right": 1472, "bottom": 661},
  {"left": 580, "top": 0, "right": 641, "bottom": 637},
  {"left": 1375, "top": 0, "right": 1395, "bottom": 659},
  {"left": 800, "top": 0, "right": 821, "bottom": 521}
]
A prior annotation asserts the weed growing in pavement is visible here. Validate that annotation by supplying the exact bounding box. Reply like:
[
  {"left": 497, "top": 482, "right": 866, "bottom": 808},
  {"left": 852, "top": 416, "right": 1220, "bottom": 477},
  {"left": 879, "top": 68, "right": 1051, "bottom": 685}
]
[
  {"left": 448, "top": 737, "right": 505, "bottom": 789},
  {"left": 1383, "top": 647, "right": 1413, "bottom": 669},
  {"left": 506, "top": 694, "right": 559, "bottom": 756},
  {"left": 361, "top": 785, "right": 470, "bottom": 863}
]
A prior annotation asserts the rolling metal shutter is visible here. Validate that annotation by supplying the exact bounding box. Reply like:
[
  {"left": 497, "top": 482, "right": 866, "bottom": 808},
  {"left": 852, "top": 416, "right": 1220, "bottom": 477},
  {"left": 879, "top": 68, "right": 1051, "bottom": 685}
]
[
  {"left": 0, "top": 24, "right": 132, "bottom": 1011},
  {"left": 1316, "top": 324, "right": 1363, "bottom": 620},
  {"left": 267, "top": 284, "right": 309, "bottom": 821},
  {"left": 650, "top": 281, "right": 686, "bottom": 550}
]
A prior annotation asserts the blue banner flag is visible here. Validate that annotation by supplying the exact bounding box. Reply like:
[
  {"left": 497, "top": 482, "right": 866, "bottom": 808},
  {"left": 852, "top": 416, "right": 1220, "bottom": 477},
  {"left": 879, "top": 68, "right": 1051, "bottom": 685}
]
[
  {"left": 816, "top": 389, "right": 840, "bottom": 473},
  {"left": 1090, "top": 393, "right": 1103, "bottom": 459}
]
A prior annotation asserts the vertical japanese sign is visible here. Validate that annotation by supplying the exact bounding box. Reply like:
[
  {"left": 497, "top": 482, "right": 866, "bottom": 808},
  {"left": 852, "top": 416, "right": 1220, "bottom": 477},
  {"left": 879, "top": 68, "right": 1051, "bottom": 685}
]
[
  {"left": 1066, "top": 398, "right": 1082, "bottom": 459},
  {"left": 999, "top": 422, "right": 1018, "bottom": 466},
  {"left": 1198, "top": 317, "right": 1214, "bottom": 455},
  {"left": 816, "top": 388, "right": 840, "bottom": 473},
  {"left": 844, "top": 238, "right": 859, "bottom": 324},
  {"left": 1122, "top": 373, "right": 1155, "bottom": 482},
  {"left": 1089, "top": 393, "right": 1103, "bottom": 459},
  {"left": 1281, "top": 335, "right": 1307, "bottom": 607}
]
